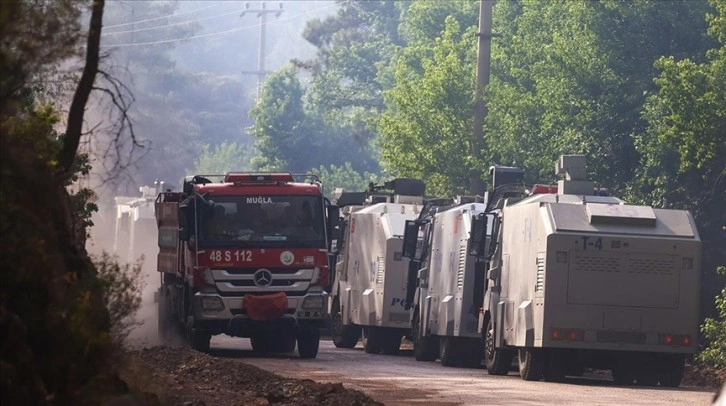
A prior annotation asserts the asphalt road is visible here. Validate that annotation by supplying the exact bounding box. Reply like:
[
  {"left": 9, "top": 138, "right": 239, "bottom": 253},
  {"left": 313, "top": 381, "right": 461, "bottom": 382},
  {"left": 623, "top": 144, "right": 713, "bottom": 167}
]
[{"left": 207, "top": 335, "right": 717, "bottom": 405}]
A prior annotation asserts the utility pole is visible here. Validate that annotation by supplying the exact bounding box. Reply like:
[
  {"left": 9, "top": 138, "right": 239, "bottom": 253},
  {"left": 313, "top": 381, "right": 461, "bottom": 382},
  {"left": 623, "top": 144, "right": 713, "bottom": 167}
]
[
  {"left": 241, "top": 2, "right": 284, "bottom": 99},
  {"left": 471, "top": 0, "right": 495, "bottom": 195}
]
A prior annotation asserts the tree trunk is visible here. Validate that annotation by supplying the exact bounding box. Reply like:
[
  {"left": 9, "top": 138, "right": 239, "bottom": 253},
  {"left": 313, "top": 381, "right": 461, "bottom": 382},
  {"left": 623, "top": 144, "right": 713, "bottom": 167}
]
[{"left": 57, "top": 0, "right": 105, "bottom": 179}]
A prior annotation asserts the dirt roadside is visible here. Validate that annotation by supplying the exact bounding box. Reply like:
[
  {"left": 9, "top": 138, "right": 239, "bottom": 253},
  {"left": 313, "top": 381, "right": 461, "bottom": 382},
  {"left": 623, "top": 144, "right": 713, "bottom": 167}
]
[{"left": 112, "top": 346, "right": 381, "bottom": 406}]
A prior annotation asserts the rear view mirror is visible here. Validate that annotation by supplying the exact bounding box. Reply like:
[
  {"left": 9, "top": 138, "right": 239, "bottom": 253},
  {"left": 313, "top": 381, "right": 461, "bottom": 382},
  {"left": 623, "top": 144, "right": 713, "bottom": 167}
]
[
  {"left": 468, "top": 213, "right": 488, "bottom": 257},
  {"left": 402, "top": 220, "right": 420, "bottom": 259},
  {"left": 326, "top": 205, "right": 341, "bottom": 248}
]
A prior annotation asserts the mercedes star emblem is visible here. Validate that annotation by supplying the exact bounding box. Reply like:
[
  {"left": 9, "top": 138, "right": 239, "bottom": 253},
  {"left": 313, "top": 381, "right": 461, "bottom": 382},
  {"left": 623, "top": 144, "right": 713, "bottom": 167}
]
[{"left": 253, "top": 268, "right": 273, "bottom": 287}]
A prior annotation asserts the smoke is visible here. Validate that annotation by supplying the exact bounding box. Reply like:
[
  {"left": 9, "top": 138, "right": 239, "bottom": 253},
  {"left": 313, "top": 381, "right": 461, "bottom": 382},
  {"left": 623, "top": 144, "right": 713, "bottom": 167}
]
[{"left": 87, "top": 196, "right": 162, "bottom": 348}]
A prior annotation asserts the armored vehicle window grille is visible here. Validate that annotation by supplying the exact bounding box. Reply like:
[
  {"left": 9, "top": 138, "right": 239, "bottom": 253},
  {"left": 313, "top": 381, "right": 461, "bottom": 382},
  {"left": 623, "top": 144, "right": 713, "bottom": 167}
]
[
  {"left": 457, "top": 245, "right": 466, "bottom": 288},
  {"left": 376, "top": 256, "right": 385, "bottom": 284},
  {"left": 627, "top": 257, "right": 676, "bottom": 275},
  {"left": 573, "top": 253, "right": 622, "bottom": 273},
  {"left": 535, "top": 256, "right": 545, "bottom": 292}
]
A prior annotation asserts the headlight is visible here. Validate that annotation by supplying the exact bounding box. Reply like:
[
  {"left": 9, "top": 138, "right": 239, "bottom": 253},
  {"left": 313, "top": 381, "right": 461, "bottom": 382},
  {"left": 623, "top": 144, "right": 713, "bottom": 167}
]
[
  {"left": 201, "top": 296, "right": 225, "bottom": 311},
  {"left": 302, "top": 295, "right": 324, "bottom": 310}
]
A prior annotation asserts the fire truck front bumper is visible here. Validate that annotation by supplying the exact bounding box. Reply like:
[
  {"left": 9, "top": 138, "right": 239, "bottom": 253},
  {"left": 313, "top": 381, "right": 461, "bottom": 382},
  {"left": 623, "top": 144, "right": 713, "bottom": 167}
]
[{"left": 191, "top": 290, "right": 329, "bottom": 322}]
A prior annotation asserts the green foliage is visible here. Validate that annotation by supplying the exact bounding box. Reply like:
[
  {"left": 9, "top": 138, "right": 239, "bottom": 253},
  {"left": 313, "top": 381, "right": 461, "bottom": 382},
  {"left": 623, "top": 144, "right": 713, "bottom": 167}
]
[
  {"left": 485, "top": 0, "right": 714, "bottom": 188},
  {"left": 191, "top": 142, "right": 257, "bottom": 175},
  {"left": 94, "top": 253, "right": 145, "bottom": 344},
  {"left": 379, "top": 17, "right": 478, "bottom": 197},
  {"left": 312, "top": 162, "right": 380, "bottom": 199},
  {"left": 697, "top": 266, "right": 726, "bottom": 369}
]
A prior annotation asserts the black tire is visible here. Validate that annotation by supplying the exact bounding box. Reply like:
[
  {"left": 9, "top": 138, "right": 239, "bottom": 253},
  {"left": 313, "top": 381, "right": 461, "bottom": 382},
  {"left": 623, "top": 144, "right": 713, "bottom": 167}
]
[
  {"left": 460, "top": 337, "right": 484, "bottom": 369},
  {"left": 186, "top": 314, "right": 211, "bottom": 353},
  {"left": 612, "top": 358, "right": 637, "bottom": 386},
  {"left": 363, "top": 327, "right": 384, "bottom": 354},
  {"left": 250, "top": 334, "right": 270, "bottom": 353},
  {"left": 635, "top": 353, "right": 658, "bottom": 387},
  {"left": 440, "top": 337, "right": 460, "bottom": 367},
  {"left": 543, "top": 349, "right": 567, "bottom": 382},
  {"left": 331, "top": 299, "right": 360, "bottom": 349},
  {"left": 189, "top": 329, "right": 211, "bottom": 353},
  {"left": 656, "top": 354, "right": 685, "bottom": 388},
  {"left": 412, "top": 311, "right": 438, "bottom": 362},
  {"left": 518, "top": 348, "right": 545, "bottom": 381},
  {"left": 297, "top": 323, "right": 321, "bottom": 359},
  {"left": 484, "top": 317, "right": 513, "bottom": 375},
  {"left": 157, "top": 288, "right": 172, "bottom": 341},
  {"left": 381, "top": 331, "right": 402, "bottom": 355}
]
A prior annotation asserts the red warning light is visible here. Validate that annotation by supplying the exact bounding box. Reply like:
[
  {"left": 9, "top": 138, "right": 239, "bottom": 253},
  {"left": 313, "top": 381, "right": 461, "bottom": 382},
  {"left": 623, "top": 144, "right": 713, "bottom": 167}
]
[
  {"left": 551, "top": 330, "right": 561, "bottom": 340},
  {"left": 682, "top": 336, "right": 690, "bottom": 345},
  {"left": 664, "top": 335, "right": 673, "bottom": 344}
]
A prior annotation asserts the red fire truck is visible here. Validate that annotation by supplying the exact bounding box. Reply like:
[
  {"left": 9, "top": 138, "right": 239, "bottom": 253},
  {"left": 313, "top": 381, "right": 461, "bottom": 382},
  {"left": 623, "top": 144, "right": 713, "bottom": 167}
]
[{"left": 155, "top": 173, "right": 339, "bottom": 358}]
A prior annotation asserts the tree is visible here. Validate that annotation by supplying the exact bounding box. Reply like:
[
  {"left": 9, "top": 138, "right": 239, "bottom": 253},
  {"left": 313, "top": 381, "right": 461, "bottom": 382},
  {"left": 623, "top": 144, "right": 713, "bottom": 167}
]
[
  {"left": 312, "top": 162, "right": 381, "bottom": 199},
  {"left": 191, "top": 142, "right": 257, "bottom": 176},
  {"left": 379, "top": 17, "right": 478, "bottom": 197},
  {"left": 484, "top": 0, "right": 714, "bottom": 188},
  {"left": 635, "top": 0, "right": 726, "bottom": 349}
]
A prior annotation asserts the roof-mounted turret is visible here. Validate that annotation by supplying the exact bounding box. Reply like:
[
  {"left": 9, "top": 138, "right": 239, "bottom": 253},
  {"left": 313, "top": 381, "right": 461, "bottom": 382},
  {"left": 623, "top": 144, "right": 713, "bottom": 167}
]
[{"left": 556, "top": 154, "right": 595, "bottom": 195}]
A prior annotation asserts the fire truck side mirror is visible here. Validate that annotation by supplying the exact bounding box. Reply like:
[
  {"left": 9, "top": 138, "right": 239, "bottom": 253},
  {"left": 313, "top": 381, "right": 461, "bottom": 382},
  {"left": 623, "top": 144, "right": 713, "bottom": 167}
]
[
  {"left": 178, "top": 206, "right": 190, "bottom": 241},
  {"left": 468, "top": 213, "right": 490, "bottom": 258},
  {"left": 402, "top": 220, "right": 420, "bottom": 259}
]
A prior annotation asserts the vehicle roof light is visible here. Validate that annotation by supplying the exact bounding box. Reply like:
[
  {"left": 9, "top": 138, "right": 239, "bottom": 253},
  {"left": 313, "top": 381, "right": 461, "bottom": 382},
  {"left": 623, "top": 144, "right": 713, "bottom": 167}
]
[{"left": 224, "top": 172, "right": 294, "bottom": 183}]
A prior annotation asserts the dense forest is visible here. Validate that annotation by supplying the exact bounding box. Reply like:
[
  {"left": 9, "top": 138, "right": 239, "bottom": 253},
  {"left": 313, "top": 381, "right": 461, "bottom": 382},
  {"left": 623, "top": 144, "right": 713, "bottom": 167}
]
[{"left": 0, "top": 0, "right": 724, "bottom": 403}]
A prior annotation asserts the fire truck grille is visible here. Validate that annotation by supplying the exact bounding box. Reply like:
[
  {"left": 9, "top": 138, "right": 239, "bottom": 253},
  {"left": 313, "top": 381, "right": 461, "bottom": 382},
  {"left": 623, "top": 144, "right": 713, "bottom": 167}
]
[{"left": 211, "top": 268, "right": 316, "bottom": 295}]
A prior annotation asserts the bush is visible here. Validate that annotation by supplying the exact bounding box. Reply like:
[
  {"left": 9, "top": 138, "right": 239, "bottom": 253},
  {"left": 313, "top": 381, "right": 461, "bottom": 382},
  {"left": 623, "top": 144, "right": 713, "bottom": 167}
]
[
  {"left": 697, "top": 265, "right": 726, "bottom": 370},
  {"left": 94, "top": 253, "right": 145, "bottom": 345}
]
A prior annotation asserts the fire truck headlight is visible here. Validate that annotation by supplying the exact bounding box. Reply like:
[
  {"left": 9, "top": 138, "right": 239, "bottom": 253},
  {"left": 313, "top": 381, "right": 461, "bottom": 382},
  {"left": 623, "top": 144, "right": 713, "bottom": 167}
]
[
  {"left": 201, "top": 296, "right": 225, "bottom": 311},
  {"left": 302, "top": 295, "right": 324, "bottom": 310}
]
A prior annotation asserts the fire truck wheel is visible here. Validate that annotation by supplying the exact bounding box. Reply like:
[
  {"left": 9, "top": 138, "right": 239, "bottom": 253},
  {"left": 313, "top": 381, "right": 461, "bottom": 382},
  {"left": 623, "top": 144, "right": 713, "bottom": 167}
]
[
  {"left": 250, "top": 334, "right": 271, "bottom": 353},
  {"left": 412, "top": 311, "right": 438, "bottom": 362},
  {"left": 157, "top": 289, "right": 172, "bottom": 341},
  {"left": 362, "top": 327, "right": 384, "bottom": 355},
  {"left": 331, "top": 299, "right": 360, "bottom": 349},
  {"left": 297, "top": 323, "right": 320, "bottom": 359},
  {"left": 189, "top": 329, "right": 211, "bottom": 353},
  {"left": 518, "top": 348, "right": 545, "bottom": 381},
  {"left": 484, "top": 317, "right": 513, "bottom": 375},
  {"left": 656, "top": 354, "right": 684, "bottom": 388},
  {"left": 439, "top": 337, "right": 461, "bottom": 367},
  {"left": 381, "top": 331, "right": 402, "bottom": 355}
]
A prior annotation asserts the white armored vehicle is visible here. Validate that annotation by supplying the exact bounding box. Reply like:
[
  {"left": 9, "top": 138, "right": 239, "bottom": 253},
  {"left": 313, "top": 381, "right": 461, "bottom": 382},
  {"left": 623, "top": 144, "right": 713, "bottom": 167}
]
[
  {"left": 401, "top": 168, "right": 523, "bottom": 368},
  {"left": 330, "top": 179, "right": 426, "bottom": 354},
  {"left": 480, "top": 155, "right": 702, "bottom": 386}
]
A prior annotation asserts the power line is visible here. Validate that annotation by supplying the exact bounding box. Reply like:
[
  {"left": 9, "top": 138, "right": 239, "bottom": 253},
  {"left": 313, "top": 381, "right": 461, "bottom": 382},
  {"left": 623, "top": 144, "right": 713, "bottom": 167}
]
[
  {"left": 104, "top": 3, "right": 220, "bottom": 29},
  {"left": 101, "top": 2, "right": 337, "bottom": 48},
  {"left": 103, "top": 8, "right": 242, "bottom": 36}
]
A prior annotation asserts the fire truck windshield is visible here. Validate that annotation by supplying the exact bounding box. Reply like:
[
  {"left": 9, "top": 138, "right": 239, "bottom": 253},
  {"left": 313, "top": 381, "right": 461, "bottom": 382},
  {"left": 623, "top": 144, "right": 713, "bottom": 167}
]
[{"left": 197, "top": 195, "right": 325, "bottom": 248}]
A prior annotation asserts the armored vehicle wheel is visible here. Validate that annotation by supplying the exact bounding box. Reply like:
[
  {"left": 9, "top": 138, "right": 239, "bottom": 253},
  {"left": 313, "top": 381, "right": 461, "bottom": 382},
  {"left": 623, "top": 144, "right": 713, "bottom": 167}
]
[
  {"left": 543, "top": 349, "right": 567, "bottom": 382},
  {"left": 412, "top": 312, "right": 438, "bottom": 362},
  {"left": 484, "top": 317, "right": 513, "bottom": 375},
  {"left": 656, "top": 354, "right": 685, "bottom": 388},
  {"left": 381, "top": 331, "right": 402, "bottom": 355},
  {"left": 439, "top": 337, "right": 461, "bottom": 367},
  {"left": 518, "top": 348, "right": 545, "bottom": 381},
  {"left": 460, "top": 337, "right": 483, "bottom": 369},
  {"left": 331, "top": 299, "right": 360, "bottom": 349},
  {"left": 297, "top": 323, "right": 320, "bottom": 359},
  {"left": 612, "top": 358, "right": 637, "bottom": 386},
  {"left": 362, "top": 327, "right": 384, "bottom": 354}
]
